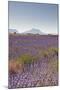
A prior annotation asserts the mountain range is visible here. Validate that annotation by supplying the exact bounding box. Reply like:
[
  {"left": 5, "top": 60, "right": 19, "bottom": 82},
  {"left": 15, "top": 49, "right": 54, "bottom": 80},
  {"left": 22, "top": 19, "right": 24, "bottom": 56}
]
[
  {"left": 22, "top": 28, "right": 45, "bottom": 35},
  {"left": 9, "top": 28, "right": 46, "bottom": 35}
]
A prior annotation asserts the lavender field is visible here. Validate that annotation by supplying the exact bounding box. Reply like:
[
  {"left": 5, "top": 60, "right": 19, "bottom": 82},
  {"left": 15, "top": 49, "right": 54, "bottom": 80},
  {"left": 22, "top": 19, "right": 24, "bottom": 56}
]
[{"left": 8, "top": 34, "right": 58, "bottom": 88}]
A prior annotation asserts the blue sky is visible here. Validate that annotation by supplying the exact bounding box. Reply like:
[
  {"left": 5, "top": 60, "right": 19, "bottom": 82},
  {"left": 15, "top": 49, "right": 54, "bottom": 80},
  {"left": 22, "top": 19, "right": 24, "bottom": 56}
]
[{"left": 8, "top": 1, "right": 58, "bottom": 34}]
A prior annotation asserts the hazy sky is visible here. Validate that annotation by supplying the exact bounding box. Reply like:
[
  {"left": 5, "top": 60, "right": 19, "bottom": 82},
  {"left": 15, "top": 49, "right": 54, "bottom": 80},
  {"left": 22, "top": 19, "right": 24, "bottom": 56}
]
[{"left": 8, "top": 1, "right": 58, "bottom": 34}]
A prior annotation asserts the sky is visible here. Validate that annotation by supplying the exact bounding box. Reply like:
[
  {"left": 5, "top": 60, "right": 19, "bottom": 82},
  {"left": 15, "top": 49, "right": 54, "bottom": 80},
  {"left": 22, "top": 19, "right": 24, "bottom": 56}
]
[{"left": 8, "top": 1, "right": 58, "bottom": 34}]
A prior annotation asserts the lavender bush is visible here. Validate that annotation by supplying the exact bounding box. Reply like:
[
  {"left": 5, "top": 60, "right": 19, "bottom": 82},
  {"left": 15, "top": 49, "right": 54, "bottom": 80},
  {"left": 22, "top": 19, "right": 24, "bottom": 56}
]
[{"left": 8, "top": 34, "right": 58, "bottom": 88}]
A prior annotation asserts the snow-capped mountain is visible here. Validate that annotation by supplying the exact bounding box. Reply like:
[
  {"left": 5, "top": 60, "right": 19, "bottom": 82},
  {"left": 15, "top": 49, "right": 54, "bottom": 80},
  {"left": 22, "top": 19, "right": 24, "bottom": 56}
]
[{"left": 23, "top": 28, "right": 45, "bottom": 35}]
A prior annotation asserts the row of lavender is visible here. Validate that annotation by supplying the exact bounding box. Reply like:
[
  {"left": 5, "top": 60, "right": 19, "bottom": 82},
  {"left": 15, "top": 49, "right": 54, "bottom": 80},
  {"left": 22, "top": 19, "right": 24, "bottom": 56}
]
[
  {"left": 9, "top": 34, "right": 58, "bottom": 59},
  {"left": 9, "top": 34, "right": 58, "bottom": 88}
]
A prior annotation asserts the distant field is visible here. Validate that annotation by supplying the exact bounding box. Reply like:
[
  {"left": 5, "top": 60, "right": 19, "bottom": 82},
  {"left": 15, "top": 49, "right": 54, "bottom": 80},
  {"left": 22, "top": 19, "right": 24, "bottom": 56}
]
[{"left": 8, "top": 34, "right": 58, "bottom": 88}]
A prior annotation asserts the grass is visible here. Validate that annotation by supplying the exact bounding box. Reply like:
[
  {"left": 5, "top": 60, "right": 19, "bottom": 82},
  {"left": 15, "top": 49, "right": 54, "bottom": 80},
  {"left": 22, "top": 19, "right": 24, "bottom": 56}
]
[
  {"left": 38, "top": 47, "right": 58, "bottom": 59},
  {"left": 48, "top": 47, "right": 58, "bottom": 56},
  {"left": 9, "top": 54, "right": 37, "bottom": 74},
  {"left": 16, "top": 54, "right": 34, "bottom": 65},
  {"left": 9, "top": 47, "right": 58, "bottom": 74},
  {"left": 41, "top": 50, "right": 49, "bottom": 58}
]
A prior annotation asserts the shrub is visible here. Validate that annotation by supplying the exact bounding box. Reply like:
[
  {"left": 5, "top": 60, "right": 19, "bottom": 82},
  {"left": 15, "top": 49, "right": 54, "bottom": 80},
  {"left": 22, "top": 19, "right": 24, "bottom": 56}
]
[
  {"left": 41, "top": 50, "right": 49, "bottom": 58},
  {"left": 9, "top": 59, "right": 23, "bottom": 74},
  {"left": 48, "top": 47, "right": 58, "bottom": 56},
  {"left": 18, "top": 54, "right": 33, "bottom": 64},
  {"left": 16, "top": 54, "right": 37, "bottom": 72}
]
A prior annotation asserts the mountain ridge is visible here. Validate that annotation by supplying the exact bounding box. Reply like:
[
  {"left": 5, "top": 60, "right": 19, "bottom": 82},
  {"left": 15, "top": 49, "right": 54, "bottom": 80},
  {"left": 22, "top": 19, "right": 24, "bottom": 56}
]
[
  {"left": 9, "top": 28, "right": 47, "bottom": 35},
  {"left": 22, "top": 28, "right": 45, "bottom": 35}
]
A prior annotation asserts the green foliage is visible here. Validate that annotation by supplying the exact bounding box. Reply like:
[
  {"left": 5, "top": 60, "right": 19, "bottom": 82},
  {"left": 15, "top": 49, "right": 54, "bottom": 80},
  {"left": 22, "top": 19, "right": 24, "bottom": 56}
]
[
  {"left": 50, "top": 47, "right": 58, "bottom": 52},
  {"left": 48, "top": 47, "right": 58, "bottom": 56},
  {"left": 42, "top": 50, "right": 49, "bottom": 58},
  {"left": 16, "top": 54, "right": 35, "bottom": 65},
  {"left": 40, "top": 47, "right": 58, "bottom": 58},
  {"left": 40, "top": 50, "right": 49, "bottom": 58}
]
